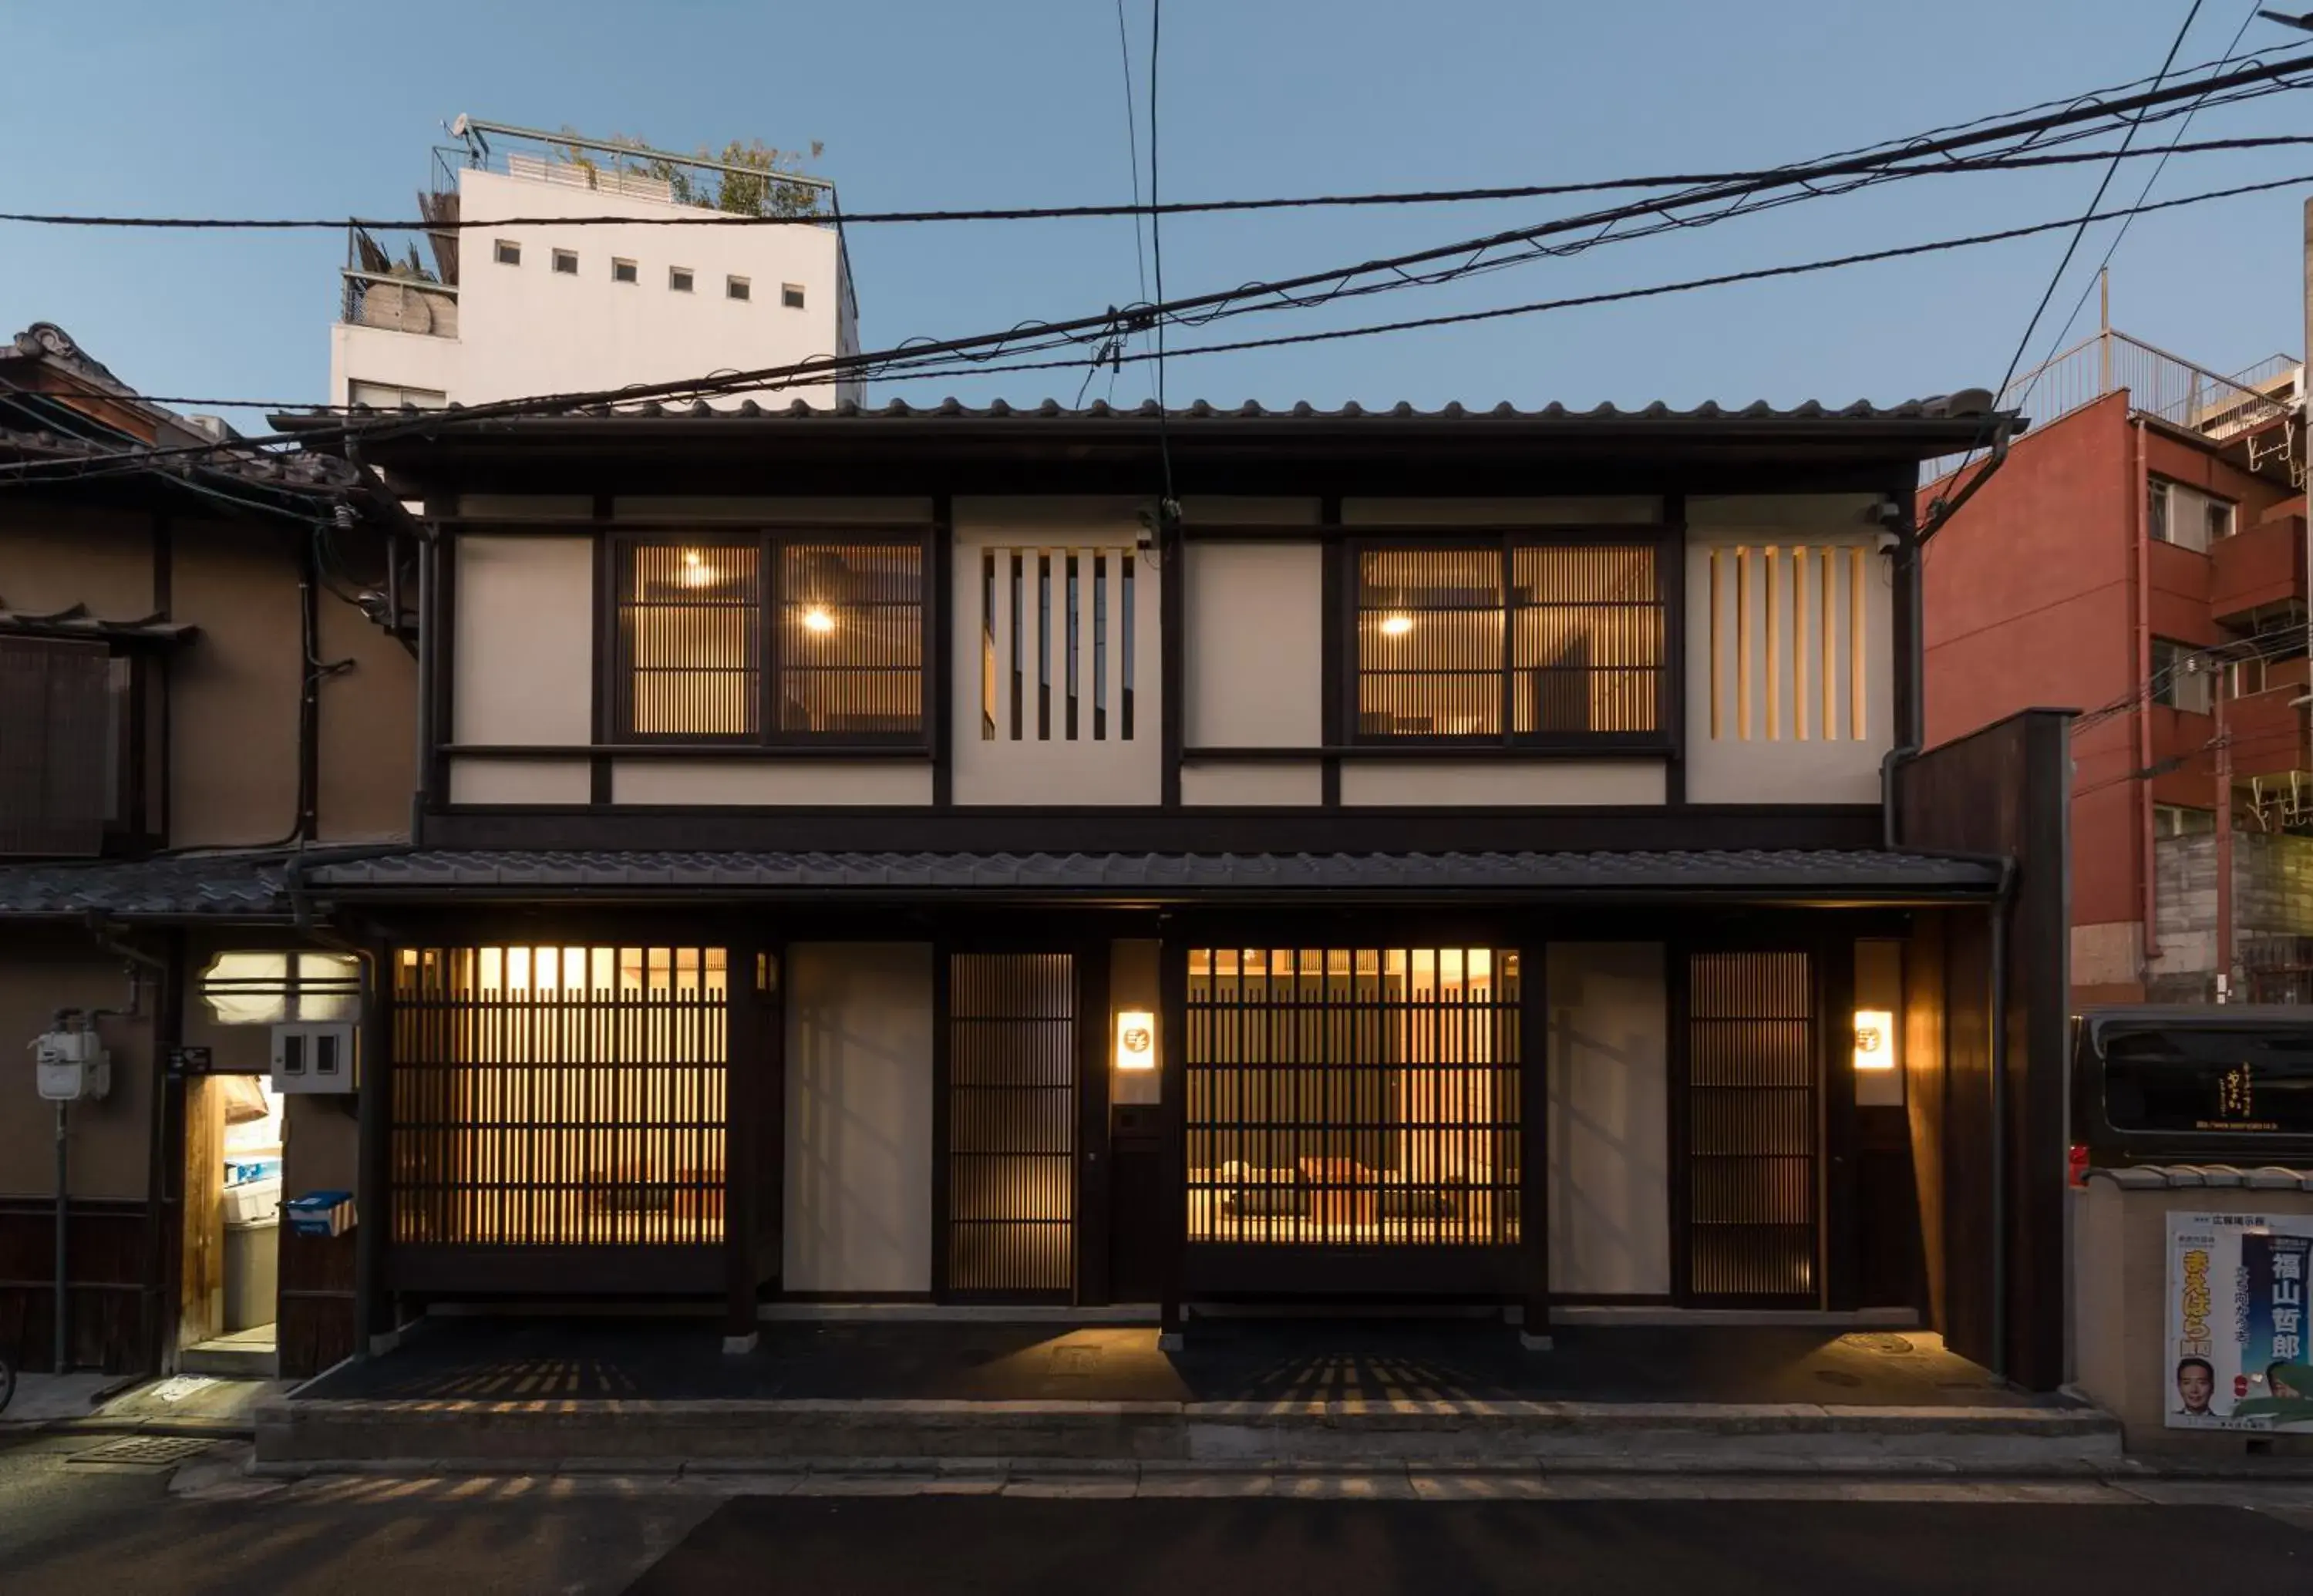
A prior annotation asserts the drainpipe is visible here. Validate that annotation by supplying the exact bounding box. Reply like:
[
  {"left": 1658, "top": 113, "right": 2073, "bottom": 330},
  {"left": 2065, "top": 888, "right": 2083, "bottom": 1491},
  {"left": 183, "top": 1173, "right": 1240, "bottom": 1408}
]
[
  {"left": 2135, "top": 417, "right": 2161, "bottom": 970},
  {"left": 1988, "top": 854, "right": 2017, "bottom": 1385}
]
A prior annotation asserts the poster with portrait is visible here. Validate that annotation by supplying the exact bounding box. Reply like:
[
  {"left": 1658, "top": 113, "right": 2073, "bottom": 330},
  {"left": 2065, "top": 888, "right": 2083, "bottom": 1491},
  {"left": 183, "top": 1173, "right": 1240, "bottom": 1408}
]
[{"left": 2166, "top": 1211, "right": 2313, "bottom": 1431}]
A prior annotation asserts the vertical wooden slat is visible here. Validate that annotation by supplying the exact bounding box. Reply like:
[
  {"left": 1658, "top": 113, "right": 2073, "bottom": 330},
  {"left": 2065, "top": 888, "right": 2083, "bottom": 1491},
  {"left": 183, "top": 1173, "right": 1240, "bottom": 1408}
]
[{"left": 1850, "top": 545, "right": 1868, "bottom": 742}]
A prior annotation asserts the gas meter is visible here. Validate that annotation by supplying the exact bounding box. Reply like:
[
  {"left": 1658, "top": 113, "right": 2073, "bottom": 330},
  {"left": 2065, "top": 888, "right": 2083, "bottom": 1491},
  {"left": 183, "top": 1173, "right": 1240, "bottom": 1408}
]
[{"left": 34, "top": 1026, "right": 111, "bottom": 1102}]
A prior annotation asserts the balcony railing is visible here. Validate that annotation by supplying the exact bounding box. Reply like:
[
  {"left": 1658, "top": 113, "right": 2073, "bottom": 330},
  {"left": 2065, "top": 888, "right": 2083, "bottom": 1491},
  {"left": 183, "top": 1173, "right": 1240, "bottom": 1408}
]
[
  {"left": 1925, "top": 330, "right": 2299, "bottom": 483},
  {"left": 341, "top": 271, "right": 458, "bottom": 338}
]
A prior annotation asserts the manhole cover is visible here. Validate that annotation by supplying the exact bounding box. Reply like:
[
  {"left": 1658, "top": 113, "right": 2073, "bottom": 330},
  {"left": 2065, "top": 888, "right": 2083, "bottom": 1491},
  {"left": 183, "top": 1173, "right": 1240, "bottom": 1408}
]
[
  {"left": 71, "top": 1435, "right": 216, "bottom": 1468},
  {"left": 1838, "top": 1332, "right": 1918, "bottom": 1356}
]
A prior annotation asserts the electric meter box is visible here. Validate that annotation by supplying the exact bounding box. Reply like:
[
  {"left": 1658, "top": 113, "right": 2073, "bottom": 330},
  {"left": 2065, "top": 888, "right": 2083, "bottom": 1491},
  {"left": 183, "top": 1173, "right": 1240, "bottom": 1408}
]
[
  {"left": 35, "top": 1030, "right": 112, "bottom": 1102},
  {"left": 270, "top": 1021, "right": 358, "bottom": 1094}
]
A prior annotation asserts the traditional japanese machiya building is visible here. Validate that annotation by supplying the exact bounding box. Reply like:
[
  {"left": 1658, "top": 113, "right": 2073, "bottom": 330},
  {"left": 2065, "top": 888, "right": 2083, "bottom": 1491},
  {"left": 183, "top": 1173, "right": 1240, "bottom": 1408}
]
[{"left": 256, "top": 394, "right": 2070, "bottom": 1386}]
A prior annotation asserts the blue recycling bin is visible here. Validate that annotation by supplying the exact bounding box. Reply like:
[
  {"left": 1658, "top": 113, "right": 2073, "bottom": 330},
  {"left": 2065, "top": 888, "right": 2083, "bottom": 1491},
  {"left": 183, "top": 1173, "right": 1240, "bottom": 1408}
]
[{"left": 284, "top": 1190, "right": 357, "bottom": 1239}]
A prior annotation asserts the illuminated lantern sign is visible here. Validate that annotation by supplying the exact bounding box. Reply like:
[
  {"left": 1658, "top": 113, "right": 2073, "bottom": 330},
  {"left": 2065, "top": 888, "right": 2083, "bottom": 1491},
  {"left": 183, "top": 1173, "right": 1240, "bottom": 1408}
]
[
  {"left": 1853, "top": 1009, "right": 1896, "bottom": 1072},
  {"left": 1115, "top": 1011, "right": 1156, "bottom": 1072}
]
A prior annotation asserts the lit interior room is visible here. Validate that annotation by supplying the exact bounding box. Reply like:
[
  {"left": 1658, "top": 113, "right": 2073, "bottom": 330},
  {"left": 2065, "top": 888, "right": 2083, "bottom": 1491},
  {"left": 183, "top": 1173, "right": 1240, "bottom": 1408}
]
[{"left": 1186, "top": 947, "right": 1523, "bottom": 1248}]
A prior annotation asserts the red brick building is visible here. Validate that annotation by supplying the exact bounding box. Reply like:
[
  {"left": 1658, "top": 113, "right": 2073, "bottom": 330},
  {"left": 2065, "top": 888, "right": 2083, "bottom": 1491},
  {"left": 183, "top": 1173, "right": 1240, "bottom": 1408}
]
[{"left": 1923, "top": 332, "right": 2305, "bottom": 1004}]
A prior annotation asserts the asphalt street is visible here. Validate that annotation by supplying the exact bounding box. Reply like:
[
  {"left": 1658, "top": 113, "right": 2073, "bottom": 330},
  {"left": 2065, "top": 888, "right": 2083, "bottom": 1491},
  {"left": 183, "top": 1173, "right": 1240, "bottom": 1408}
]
[{"left": 2, "top": 1433, "right": 2309, "bottom": 1595}]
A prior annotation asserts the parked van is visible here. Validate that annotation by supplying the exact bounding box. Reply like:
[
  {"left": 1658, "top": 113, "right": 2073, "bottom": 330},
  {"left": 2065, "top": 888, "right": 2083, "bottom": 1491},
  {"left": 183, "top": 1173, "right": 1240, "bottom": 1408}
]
[{"left": 2071, "top": 1005, "right": 2313, "bottom": 1174}]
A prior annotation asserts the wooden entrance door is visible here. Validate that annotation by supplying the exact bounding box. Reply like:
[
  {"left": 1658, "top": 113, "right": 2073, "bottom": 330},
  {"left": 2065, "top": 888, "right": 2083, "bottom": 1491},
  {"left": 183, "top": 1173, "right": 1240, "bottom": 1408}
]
[
  {"left": 943, "top": 952, "right": 1076, "bottom": 1300},
  {"left": 1681, "top": 949, "right": 1820, "bottom": 1305}
]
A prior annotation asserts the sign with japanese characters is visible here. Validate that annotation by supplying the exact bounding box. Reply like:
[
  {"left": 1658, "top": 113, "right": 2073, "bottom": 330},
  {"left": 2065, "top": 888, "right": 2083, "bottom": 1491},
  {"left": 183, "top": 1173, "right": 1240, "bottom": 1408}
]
[{"left": 2166, "top": 1211, "right": 2313, "bottom": 1431}]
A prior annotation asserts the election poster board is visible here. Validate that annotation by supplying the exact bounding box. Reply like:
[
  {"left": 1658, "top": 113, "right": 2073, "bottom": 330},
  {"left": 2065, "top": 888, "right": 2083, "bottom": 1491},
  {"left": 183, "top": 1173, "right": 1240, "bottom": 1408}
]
[{"left": 2166, "top": 1211, "right": 2313, "bottom": 1431}]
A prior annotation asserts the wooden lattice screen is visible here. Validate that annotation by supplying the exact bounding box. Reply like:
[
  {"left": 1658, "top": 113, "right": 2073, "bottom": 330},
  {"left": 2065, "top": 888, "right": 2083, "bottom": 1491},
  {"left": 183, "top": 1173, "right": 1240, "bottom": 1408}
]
[
  {"left": 391, "top": 946, "right": 728, "bottom": 1248},
  {"left": 1185, "top": 948, "right": 1521, "bottom": 1248},
  {"left": 1685, "top": 950, "right": 1818, "bottom": 1301},
  {"left": 946, "top": 953, "right": 1076, "bottom": 1297}
]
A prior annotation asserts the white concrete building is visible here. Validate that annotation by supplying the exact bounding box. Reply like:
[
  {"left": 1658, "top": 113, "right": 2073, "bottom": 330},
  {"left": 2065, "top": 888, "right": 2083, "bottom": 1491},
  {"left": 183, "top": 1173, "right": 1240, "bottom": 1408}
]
[{"left": 330, "top": 120, "right": 860, "bottom": 412}]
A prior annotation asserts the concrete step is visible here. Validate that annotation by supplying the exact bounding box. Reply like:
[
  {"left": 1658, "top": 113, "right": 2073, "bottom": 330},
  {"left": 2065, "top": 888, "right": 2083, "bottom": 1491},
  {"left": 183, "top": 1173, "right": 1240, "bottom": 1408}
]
[
  {"left": 180, "top": 1345, "right": 278, "bottom": 1381},
  {"left": 255, "top": 1396, "right": 2122, "bottom": 1475}
]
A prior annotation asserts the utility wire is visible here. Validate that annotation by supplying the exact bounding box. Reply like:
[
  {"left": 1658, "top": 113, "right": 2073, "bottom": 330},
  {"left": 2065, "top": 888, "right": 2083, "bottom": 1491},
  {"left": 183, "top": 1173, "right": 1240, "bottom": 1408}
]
[
  {"left": 9, "top": 55, "right": 2313, "bottom": 487},
  {"left": 1, "top": 60, "right": 2304, "bottom": 235},
  {"left": 1970, "top": 0, "right": 2208, "bottom": 475},
  {"left": 2020, "top": 0, "right": 2267, "bottom": 411},
  {"left": 12, "top": 165, "right": 2309, "bottom": 501},
  {"left": 1149, "top": 0, "right": 1176, "bottom": 517}
]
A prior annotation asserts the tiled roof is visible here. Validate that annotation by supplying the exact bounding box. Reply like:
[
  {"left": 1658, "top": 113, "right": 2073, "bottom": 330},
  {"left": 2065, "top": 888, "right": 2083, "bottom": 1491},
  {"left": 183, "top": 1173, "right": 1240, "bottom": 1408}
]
[
  {"left": 2085, "top": 1166, "right": 2313, "bottom": 1190},
  {"left": 354, "top": 393, "right": 2003, "bottom": 423},
  {"left": 0, "top": 851, "right": 295, "bottom": 919},
  {"left": 309, "top": 848, "right": 1999, "bottom": 897},
  {"left": 0, "top": 607, "right": 198, "bottom": 646}
]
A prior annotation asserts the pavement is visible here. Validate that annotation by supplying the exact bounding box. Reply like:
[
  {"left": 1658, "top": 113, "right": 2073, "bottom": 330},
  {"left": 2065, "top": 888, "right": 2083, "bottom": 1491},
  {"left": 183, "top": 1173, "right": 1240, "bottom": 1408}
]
[
  {"left": 1, "top": 1429, "right": 2309, "bottom": 1595},
  {"left": 4, "top": 1372, "right": 283, "bottom": 1436},
  {"left": 301, "top": 1315, "right": 2040, "bottom": 1406}
]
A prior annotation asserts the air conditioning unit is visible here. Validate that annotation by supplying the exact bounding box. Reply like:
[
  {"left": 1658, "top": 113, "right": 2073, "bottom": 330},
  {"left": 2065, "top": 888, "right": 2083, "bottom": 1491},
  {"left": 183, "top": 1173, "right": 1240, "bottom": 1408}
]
[
  {"left": 271, "top": 1021, "right": 358, "bottom": 1094},
  {"left": 34, "top": 1029, "right": 110, "bottom": 1102}
]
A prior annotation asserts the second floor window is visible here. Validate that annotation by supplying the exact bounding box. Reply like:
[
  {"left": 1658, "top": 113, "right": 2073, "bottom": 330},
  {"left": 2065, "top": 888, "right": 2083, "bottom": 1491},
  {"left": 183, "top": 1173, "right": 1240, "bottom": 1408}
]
[
  {"left": 1352, "top": 539, "right": 1666, "bottom": 743},
  {"left": 2152, "top": 636, "right": 2213, "bottom": 712},
  {"left": 611, "top": 535, "right": 926, "bottom": 744}
]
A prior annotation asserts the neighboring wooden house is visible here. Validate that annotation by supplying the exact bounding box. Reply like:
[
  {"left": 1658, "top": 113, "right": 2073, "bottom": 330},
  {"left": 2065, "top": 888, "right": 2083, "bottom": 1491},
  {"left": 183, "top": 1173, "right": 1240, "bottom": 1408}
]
[{"left": 0, "top": 324, "right": 416, "bottom": 1377}]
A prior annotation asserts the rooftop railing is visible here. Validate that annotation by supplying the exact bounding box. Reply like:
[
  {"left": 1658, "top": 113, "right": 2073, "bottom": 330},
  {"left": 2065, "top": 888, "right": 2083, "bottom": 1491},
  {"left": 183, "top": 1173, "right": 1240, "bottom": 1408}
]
[{"left": 1924, "top": 329, "right": 2300, "bottom": 485}]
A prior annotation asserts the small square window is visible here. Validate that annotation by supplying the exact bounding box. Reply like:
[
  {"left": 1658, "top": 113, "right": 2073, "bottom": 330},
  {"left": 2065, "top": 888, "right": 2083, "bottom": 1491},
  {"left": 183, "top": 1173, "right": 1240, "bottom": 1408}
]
[
  {"left": 669, "top": 266, "right": 694, "bottom": 293},
  {"left": 493, "top": 238, "right": 521, "bottom": 267},
  {"left": 612, "top": 258, "right": 638, "bottom": 284},
  {"left": 553, "top": 248, "right": 578, "bottom": 275},
  {"left": 2207, "top": 500, "right": 2234, "bottom": 543},
  {"left": 726, "top": 275, "right": 751, "bottom": 301},
  {"left": 781, "top": 282, "right": 806, "bottom": 310}
]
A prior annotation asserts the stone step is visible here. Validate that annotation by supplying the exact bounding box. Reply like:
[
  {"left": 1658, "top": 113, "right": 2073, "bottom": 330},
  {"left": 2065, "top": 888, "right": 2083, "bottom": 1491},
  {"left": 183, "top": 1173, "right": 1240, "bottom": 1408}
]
[
  {"left": 256, "top": 1396, "right": 2122, "bottom": 1474},
  {"left": 180, "top": 1345, "right": 279, "bottom": 1381}
]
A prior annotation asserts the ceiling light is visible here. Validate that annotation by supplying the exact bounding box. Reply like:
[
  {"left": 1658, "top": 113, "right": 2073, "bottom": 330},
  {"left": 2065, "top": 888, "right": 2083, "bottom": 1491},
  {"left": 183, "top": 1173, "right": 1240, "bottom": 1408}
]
[
  {"left": 1379, "top": 614, "right": 1415, "bottom": 638},
  {"left": 801, "top": 606, "right": 836, "bottom": 635}
]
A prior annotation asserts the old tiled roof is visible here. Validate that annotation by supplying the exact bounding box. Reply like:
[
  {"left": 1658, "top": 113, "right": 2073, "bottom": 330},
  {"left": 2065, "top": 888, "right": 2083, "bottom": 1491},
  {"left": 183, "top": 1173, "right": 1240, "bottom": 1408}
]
[
  {"left": 339, "top": 393, "right": 2002, "bottom": 423},
  {"left": 308, "top": 848, "right": 1999, "bottom": 897},
  {"left": 0, "top": 852, "right": 295, "bottom": 919},
  {"left": 0, "top": 606, "right": 198, "bottom": 646},
  {"left": 2085, "top": 1166, "right": 2313, "bottom": 1190}
]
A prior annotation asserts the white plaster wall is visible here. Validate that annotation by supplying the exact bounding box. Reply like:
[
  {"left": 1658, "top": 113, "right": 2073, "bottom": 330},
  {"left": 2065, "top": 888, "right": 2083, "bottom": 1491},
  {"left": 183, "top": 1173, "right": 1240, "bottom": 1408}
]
[
  {"left": 1684, "top": 494, "right": 1894, "bottom": 805},
  {"left": 1547, "top": 943, "right": 1671, "bottom": 1297},
  {"left": 447, "top": 758, "right": 589, "bottom": 805},
  {"left": 1342, "top": 497, "right": 1664, "bottom": 525},
  {"left": 1184, "top": 543, "right": 1322, "bottom": 747},
  {"left": 330, "top": 321, "right": 461, "bottom": 408},
  {"left": 452, "top": 169, "right": 852, "bottom": 408},
  {"left": 1180, "top": 763, "right": 1324, "bottom": 806},
  {"left": 453, "top": 537, "right": 593, "bottom": 746},
  {"left": 1340, "top": 760, "right": 1665, "bottom": 806},
  {"left": 611, "top": 760, "right": 932, "bottom": 806},
  {"left": 334, "top": 168, "right": 856, "bottom": 410},
  {"left": 784, "top": 944, "right": 935, "bottom": 1295},
  {"left": 951, "top": 498, "right": 1163, "bottom": 805}
]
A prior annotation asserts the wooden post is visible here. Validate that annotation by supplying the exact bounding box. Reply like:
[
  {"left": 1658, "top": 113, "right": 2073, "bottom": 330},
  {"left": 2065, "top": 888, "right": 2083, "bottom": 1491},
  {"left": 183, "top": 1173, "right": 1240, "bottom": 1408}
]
[
  {"left": 1156, "top": 924, "right": 1187, "bottom": 1348},
  {"left": 1517, "top": 942, "right": 1551, "bottom": 1349},
  {"left": 1076, "top": 938, "right": 1113, "bottom": 1307},
  {"left": 353, "top": 938, "right": 395, "bottom": 1354},
  {"left": 722, "top": 934, "right": 760, "bottom": 1354},
  {"left": 1823, "top": 934, "right": 1860, "bottom": 1312}
]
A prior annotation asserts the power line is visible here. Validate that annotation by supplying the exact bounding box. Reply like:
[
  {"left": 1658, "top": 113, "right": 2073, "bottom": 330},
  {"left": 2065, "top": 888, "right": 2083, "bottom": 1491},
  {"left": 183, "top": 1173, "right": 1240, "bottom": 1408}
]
[
  {"left": 13, "top": 164, "right": 2308, "bottom": 503},
  {"left": 2023, "top": 1, "right": 2268, "bottom": 392},
  {"left": 1149, "top": 0, "right": 1176, "bottom": 515},
  {"left": 2, "top": 77, "right": 2305, "bottom": 236},
  {"left": 1972, "top": 0, "right": 2209, "bottom": 476},
  {"left": 12, "top": 52, "right": 2313, "bottom": 487}
]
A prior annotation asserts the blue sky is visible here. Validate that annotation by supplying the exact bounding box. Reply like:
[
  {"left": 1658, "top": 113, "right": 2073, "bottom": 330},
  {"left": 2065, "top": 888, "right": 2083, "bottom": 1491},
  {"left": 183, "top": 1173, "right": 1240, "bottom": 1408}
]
[{"left": 5, "top": 0, "right": 2312, "bottom": 430}]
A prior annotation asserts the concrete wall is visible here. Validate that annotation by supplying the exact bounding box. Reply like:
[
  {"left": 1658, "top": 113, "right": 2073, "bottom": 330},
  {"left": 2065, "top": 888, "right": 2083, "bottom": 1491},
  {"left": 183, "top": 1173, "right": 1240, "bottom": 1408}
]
[
  {"left": 2149, "top": 830, "right": 2313, "bottom": 993},
  {"left": 2072, "top": 1177, "right": 2313, "bottom": 1453},
  {"left": 783, "top": 944, "right": 934, "bottom": 1295},
  {"left": 1545, "top": 943, "right": 1670, "bottom": 1298}
]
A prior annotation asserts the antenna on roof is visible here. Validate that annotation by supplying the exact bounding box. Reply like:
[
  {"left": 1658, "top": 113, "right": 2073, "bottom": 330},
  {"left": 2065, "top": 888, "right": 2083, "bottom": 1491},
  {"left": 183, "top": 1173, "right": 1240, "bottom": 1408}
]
[{"left": 447, "top": 114, "right": 487, "bottom": 167}]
